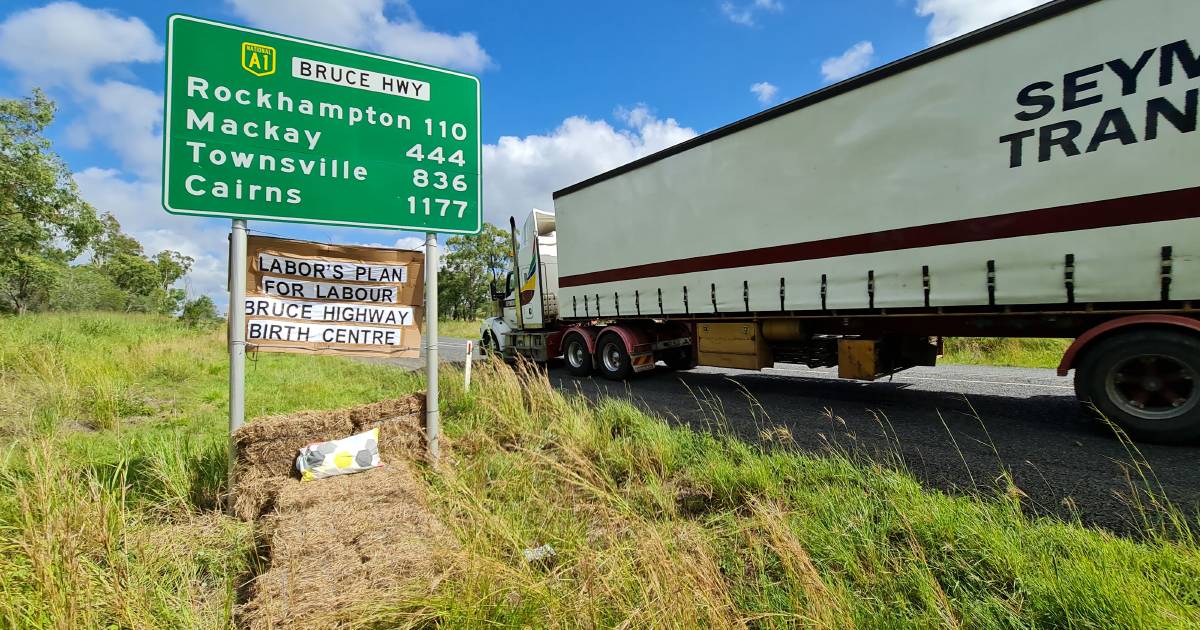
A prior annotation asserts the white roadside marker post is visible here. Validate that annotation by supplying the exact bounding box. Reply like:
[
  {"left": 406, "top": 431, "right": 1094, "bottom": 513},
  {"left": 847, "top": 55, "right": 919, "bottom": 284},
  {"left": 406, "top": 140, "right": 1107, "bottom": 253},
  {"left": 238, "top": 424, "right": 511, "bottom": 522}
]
[
  {"left": 228, "top": 219, "right": 248, "bottom": 486},
  {"left": 424, "top": 232, "right": 440, "bottom": 462},
  {"left": 464, "top": 340, "right": 473, "bottom": 390}
]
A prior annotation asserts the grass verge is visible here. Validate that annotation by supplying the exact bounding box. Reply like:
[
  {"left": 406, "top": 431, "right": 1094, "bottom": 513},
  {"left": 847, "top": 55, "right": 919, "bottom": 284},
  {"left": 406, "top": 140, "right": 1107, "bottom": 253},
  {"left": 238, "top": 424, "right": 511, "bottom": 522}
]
[
  {"left": 0, "top": 312, "right": 421, "bottom": 628},
  {"left": 361, "top": 360, "right": 1199, "bottom": 629},
  {"left": 941, "top": 338, "right": 1071, "bottom": 369},
  {"left": 436, "top": 318, "right": 483, "bottom": 340},
  {"left": 1, "top": 314, "right": 1197, "bottom": 628}
]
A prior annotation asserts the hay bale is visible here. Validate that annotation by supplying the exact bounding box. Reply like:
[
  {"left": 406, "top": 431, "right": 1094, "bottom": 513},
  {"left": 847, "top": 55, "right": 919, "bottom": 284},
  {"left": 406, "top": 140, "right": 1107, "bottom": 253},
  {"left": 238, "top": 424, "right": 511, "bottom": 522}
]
[
  {"left": 347, "top": 396, "right": 424, "bottom": 427},
  {"left": 230, "top": 394, "right": 452, "bottom": 628},
  {"left": 233, "top": 410, "right": 353, "bottom": 480},
  {"left": 237, "top": 464, "right": 455, "bottom": 630},
  {"left": 230, "top": 394, "right": 426, "bottom": 484},
  {"left": 350, "top": 396, "right": 426, "bottom": 462},
  {"left": 229, "top": 469, "right": 285, "bottom": 522}
]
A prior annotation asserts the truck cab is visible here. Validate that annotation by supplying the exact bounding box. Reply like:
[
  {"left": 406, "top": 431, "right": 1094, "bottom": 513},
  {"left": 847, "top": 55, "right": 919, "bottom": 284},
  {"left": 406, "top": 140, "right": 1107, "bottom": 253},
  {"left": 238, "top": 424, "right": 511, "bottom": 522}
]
[{"left": 481, "top": 209, "right": 560, "bottom": 359}]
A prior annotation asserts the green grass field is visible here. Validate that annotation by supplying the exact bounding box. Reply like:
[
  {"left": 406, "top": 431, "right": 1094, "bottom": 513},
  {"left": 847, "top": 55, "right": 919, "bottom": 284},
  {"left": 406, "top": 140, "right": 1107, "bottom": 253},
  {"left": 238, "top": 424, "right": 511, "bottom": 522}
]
[
  {"left": 436, "top": 318, "right": 483, "bottom": 340},
  {"left": 0, "top": 313, "right": 421, "bottom": 628},
  {"left": 1, "top": 313, "right": 1196, "bottom": 628},
  {"left": 941, "top": 338, "right": 1072, "bottom": 369}
]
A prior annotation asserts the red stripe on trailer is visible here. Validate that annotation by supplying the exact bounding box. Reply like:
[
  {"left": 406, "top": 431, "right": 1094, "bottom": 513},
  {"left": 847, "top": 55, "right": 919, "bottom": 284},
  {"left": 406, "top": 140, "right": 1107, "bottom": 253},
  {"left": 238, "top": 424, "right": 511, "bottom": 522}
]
[{"left": 559, "top": 187, "right": 1200, "bottom": 288}]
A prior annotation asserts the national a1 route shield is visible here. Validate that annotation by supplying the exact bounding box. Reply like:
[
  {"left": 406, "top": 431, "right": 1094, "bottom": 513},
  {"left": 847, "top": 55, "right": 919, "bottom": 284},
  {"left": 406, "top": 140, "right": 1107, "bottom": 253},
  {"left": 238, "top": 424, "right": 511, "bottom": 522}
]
[{"left": 163, "top": 15, "right": 481, "bottom": 233}]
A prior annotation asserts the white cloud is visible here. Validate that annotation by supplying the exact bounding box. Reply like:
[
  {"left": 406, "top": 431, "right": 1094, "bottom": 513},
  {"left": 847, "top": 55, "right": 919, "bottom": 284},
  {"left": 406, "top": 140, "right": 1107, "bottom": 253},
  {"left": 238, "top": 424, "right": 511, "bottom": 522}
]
[
  {"left": 226, "top": 0, "right": 492, "bottom": 72},
  {"left": 916, "top": 0, "right": 1050, "bottom": 45},
  {"left": 0, "top": 4, "right": 163, "bottom": 177},
  {"left": 393, "top": 236, "right": 426, "bottom": 251},
  {"left": 749, "top": 81, "right": 778, "bottom": 105},
  {"left": 0, "top": 5, "right": 211, "bottom": 300},
  {"left": 0, "top": 2, "right": 160, "bottom": 84},
  {"left": 482, "top": 105, "right": 697, "bottom": 223},
  {"left": 720, "top": 0, "right": 783, "bottom": 27},
  {"left": 66, "top": 80, "right": 163, "bottom": 178},
  {"left": 820, "top": 41, "right": 875, "bottom": 82},
  {"left": 138, "top": 228, "right": 229, "bottom": 303},
  {"left": 72, "top": 168, "right": 161, "bottom": 232}
]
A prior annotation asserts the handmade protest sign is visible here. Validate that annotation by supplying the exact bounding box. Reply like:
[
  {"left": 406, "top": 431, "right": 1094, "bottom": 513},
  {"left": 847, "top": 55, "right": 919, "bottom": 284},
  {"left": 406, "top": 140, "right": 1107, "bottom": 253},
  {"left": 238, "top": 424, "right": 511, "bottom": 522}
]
[{"left": 245, "top": 236, "right": 423, "bottom": 357}]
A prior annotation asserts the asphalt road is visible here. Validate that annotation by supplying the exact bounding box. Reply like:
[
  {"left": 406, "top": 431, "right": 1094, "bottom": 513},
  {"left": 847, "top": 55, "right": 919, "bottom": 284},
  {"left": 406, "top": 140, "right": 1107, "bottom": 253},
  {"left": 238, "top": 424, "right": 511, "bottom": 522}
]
[
  {"left": 378, "top": 335, "right": 479, "bottom": 370},
  {"left": 397, "top": 337, "right": 1197, "bottom": 535}
]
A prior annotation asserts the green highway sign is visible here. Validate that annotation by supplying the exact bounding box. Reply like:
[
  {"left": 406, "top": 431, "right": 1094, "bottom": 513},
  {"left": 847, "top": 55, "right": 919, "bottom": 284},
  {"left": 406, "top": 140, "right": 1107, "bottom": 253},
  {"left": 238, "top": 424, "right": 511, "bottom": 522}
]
[{"left": 162, "top": 15, "right": 481, "bottom": 233}]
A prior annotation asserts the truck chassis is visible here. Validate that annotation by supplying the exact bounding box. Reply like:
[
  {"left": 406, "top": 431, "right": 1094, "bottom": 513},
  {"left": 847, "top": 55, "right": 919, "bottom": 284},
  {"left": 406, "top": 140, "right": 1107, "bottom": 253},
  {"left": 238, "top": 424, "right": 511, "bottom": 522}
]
[{"left": 487, "top": 302, "right": 1200, "bottom": 443}]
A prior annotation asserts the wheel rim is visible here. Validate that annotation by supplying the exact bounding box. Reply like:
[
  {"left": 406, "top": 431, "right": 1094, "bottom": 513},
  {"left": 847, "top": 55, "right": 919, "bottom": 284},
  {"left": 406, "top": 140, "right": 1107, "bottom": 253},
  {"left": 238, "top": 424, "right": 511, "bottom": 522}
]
[
  {"left": 1105, "top": 354, "right": 1199, "bottom": 420},
  {"left": 602, "top": 342, "right": 623, "bottom": 372},
  {"left": 567, "top": 341, "right": 586, "bottom": 368}
]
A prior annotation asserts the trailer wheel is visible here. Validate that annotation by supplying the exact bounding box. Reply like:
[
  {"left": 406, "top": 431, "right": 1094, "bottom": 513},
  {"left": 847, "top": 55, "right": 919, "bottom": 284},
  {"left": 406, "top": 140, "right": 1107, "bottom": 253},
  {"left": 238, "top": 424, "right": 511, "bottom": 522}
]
[
  {"left": 563, "top": 334, "right": 592, "bottom": 377},
  {"left": 482, "top": 332, "right": 500, "bottom": 356},
  {"left": 1075, "top": 329, "right": 1200, "bottom": 443},
  {"left": 596, "top": 335, "right": 633, "bottom": 381}
]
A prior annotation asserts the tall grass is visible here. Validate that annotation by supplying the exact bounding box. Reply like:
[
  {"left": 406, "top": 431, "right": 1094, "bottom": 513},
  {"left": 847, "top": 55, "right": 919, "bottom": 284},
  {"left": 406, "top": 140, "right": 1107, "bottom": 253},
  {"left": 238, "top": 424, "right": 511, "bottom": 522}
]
[
  {"left": 2, "top": 313, "right": 1198, "bottom": 628},
  {"left": 941, "top": 338, "right": 1071, "bottom": 369},
  {"left": 359, "top": 360, "right": 1200, "bottom": 629},
  {"left": 0, "top": 312, "right": 423, "bottom": 628},
  {"left": 436, "top": 318, "right": 483, "bottom": 340}
]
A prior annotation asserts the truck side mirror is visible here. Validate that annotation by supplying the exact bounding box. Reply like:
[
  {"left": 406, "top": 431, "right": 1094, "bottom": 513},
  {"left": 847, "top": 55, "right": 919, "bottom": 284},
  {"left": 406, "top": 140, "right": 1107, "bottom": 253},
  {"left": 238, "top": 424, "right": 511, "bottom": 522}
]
[{"left": 489, "top": 278, "right": 502, "bottom": 300}]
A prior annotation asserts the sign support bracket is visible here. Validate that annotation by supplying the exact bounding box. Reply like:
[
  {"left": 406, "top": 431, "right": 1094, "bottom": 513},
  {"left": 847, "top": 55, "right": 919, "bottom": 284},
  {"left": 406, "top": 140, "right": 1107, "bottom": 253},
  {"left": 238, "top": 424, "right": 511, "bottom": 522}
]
[{"left": 424, "top": 232, "right": 440, "bottom": 462}]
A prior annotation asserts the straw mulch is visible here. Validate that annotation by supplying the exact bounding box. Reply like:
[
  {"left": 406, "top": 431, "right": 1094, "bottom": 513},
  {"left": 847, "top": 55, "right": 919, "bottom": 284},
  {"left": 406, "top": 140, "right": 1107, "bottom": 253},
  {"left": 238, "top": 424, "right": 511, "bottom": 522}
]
[
  {"left": 230, "top": 396, "right": 425, "bottom": 520},
  {"left": 230, "top": 395, "right": 456, "bottom": 629}
]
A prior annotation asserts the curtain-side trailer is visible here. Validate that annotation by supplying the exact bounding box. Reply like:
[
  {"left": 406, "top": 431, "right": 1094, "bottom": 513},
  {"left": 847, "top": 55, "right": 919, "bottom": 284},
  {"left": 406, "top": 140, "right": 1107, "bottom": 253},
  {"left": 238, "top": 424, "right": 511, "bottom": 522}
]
[{"left": 482, "top": 0, "right": 1200, "bottom": 442}]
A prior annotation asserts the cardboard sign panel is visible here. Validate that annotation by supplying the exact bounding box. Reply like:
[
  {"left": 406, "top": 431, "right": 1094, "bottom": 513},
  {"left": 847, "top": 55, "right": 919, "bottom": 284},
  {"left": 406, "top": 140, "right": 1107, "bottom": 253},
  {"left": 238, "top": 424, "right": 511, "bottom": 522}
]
[
  {"left": 245, "top": 235, "right": 423, "bottom": 357},
  {"left": 245, "top": 296, "right": 415, "bottom": 326},
  {"left": 163, "top": 15, "right": 481, "bottom": 234},
  {"left": 260, "top": 276, "right": 401, "bottom": 303},
  {"left": 258, "top": 253, "right": 408, "bottom": 283}
]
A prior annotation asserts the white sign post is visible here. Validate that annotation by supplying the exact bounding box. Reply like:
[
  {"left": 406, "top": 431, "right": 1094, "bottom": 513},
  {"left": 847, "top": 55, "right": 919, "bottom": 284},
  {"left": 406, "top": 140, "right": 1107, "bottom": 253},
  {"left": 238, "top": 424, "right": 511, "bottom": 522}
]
[
  {"left": 228, "top": 219, "right": 248, "bottom": 483},
  {"left": 464, "top": 340, "right": 473, "bottom": 391},
  {"left": 424, "top": 233, "right": 440, "bottom": 461}
]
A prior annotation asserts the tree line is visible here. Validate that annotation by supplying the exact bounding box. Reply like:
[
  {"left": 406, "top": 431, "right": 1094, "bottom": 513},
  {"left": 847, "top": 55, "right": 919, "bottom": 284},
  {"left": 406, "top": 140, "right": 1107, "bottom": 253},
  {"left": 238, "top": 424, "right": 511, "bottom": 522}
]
[
  {"left": 438, "top": 222, "right": 512, "bottom": 321},
  {"left": 0, "top": 90, "right": 212, "bottom": 321}
]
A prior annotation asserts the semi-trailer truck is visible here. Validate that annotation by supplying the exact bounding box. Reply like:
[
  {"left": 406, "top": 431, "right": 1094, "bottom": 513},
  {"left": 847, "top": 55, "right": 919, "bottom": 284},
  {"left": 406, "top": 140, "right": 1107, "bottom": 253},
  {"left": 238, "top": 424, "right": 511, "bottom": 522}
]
[{"left": 481, "top": 0, "right": 1200, "bottom": 442}]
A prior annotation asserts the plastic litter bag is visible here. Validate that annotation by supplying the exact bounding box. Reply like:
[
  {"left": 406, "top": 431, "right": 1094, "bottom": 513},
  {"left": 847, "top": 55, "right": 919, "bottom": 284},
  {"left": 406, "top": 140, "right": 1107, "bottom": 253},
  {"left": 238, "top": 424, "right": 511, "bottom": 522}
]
[{"left": 296, "top": 427, "right": 381, "bottom": 481}]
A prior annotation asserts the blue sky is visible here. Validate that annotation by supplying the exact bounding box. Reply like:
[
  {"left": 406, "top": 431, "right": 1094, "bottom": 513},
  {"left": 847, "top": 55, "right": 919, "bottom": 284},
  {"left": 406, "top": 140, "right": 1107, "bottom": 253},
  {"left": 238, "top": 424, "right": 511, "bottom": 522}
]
[{"left": 0, "top": 0, "right": 1047, "bottom": 306}]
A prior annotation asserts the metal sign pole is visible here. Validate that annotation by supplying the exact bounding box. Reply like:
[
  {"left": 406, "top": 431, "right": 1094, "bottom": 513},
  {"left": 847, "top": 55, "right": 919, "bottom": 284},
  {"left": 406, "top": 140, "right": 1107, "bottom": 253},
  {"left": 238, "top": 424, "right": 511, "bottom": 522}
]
[
  {"left": 229, "top": 219, "right": 248, "bottom": 437},
  {"left": 227, "top": 219, "right": 247, "bottom": 498},
  {"left": 424, "top": 232, "right": 440, "bottom": 461}
]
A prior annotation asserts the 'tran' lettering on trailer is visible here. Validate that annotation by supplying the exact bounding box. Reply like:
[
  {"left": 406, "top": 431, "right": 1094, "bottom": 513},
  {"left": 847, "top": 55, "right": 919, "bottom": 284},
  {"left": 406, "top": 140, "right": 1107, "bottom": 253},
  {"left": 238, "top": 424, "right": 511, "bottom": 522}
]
[{"left": 1000, "top": 39, "right": 1199, "bottom": 168}]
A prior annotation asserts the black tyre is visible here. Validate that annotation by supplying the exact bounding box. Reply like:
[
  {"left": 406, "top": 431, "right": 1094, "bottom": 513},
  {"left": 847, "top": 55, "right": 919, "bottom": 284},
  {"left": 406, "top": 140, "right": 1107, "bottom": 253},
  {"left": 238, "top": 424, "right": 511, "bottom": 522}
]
[
  {"left": 481, "top": 332, "right": 500, "bottom": 356},
  {"left": 662, "top": 347, "right": 697, "bottom": 371},
  {"left": 1075, "top": 329, "right": 1200, "bottom": 443},
  {"left": 596, "top": 335, "right": 633, "bottom": 381},
  {"left": 563, "top": 334, "right": 592, "bottom": 377}
]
